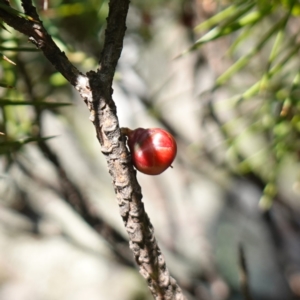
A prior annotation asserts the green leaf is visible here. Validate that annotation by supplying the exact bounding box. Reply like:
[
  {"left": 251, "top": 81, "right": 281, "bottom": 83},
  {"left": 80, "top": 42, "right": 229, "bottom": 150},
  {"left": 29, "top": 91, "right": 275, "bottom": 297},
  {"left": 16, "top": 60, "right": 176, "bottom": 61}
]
[
  {"left": 0, "top": 3, "right": 37, "bottom": 22},
  {"left": 0, "top": 82, "right": 14, "bottom": 88},
  {"left": 181, "top": 2, "right": 272, "bottom": 57},
  {"left": 233, "top": 41, "right": 300, "bottom": 103},
  {"left": 194, "top": 2, "right": 254, "bottom": 33},
  {"left": 0, "top": 53, "right": 15, "bottom": 65},
  {"left": 0, "top": 99, "right": 72, "bottom": 107},
  {"left": 0, "top": 135, "right": 57, "bottom": 154},
  {"left": 0, "top": 21, "right": 9, "bottom": 32},
  {"left": 0, "top": 47, "right": 39, "bottom": 52},
  {"left": 216, "top": 12, "right": 291, "bottom": 87}
]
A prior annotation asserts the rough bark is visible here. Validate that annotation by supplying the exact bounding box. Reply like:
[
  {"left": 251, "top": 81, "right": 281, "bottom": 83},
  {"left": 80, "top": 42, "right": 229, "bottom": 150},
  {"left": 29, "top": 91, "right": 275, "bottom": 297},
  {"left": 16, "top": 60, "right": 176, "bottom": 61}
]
[{"left": 0, "top": 1, "right": 187, "bottom": 299}]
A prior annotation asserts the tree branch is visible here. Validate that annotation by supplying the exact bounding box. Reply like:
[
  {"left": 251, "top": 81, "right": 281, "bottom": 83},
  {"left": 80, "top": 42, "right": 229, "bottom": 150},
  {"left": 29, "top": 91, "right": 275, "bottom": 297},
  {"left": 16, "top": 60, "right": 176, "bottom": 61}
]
[
  {"left": 21, "top": 0, "right": 40, "bottom": 19},
  {"left": 0, "top": 1, "right": 81, "bottom": 86},
  {"left": 238, "top": 244, "right": 253, "bottom": 300},
  {"left": 0, "top": 1, "right": 187, "bottom": 299}
]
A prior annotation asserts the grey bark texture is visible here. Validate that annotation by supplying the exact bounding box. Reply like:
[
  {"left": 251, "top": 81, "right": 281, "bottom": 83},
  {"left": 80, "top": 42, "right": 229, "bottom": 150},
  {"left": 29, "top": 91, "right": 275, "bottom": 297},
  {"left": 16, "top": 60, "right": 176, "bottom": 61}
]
[{"left": 0, "top": 1, "right": 187, "bottom": 299}]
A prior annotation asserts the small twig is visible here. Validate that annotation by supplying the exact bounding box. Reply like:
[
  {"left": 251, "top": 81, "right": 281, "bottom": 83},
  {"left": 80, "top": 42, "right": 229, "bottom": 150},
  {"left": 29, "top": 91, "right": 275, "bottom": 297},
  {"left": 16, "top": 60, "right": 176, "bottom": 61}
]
[
  {"left": 0, "top": 2, "right": 82, "bottom": 86},
  {"left": 238, "top": 244, "right": 253, "bottom": 300},
  {"left": 21, "top": 0, "right": 40, "bottom": 19}
]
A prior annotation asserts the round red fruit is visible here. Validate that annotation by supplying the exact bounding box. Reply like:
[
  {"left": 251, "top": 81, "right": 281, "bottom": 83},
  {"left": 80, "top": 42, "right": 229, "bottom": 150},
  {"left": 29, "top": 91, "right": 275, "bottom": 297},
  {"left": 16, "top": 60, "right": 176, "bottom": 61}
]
[{"left": 123, "top": 127, "right": 177, "bottom": 175}]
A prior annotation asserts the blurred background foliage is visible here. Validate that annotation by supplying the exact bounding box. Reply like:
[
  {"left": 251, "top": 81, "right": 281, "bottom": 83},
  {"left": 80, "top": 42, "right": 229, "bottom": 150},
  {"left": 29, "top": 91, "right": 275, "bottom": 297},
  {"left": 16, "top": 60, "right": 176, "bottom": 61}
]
[{"left": 1, "top": 0, "right": 300, "bottom": 299}]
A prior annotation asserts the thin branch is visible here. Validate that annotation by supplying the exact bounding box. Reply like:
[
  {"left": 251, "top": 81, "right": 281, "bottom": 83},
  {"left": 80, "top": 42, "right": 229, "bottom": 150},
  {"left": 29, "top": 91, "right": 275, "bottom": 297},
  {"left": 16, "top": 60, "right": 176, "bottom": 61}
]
[
  {"left": 15, "top": 56, "right": 134, "bottom": 268},
  {"left": 0, "top": 1, "right": 187, "bottom": 299},
  {"left": 21, "top": 0, "right": 40, "bottom": 19},
  {"left": 98, "top": 0, "right": 129, "bottom": 84},
  {"left": 0, "top": 2, "right": 81, "bottom": 86},
  {"left": 86, "top": 0, "right": 187, "bottom": 297},
  {"left": 238, "top": 244, "right": 253, "bottom": 300}
]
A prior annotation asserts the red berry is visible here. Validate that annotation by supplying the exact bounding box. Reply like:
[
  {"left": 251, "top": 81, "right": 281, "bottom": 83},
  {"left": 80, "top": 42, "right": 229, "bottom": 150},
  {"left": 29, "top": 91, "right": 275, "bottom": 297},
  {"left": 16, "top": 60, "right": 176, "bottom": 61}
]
[{"left": 122, "top": 127, "right": 177, "bottom": 175}]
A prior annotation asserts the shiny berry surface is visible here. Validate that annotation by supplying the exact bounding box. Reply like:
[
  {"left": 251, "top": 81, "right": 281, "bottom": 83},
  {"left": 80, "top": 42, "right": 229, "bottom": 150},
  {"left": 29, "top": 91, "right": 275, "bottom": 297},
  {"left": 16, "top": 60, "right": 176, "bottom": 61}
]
[{"left": 124, "top": 127, "right": 177, "bottom": 175}]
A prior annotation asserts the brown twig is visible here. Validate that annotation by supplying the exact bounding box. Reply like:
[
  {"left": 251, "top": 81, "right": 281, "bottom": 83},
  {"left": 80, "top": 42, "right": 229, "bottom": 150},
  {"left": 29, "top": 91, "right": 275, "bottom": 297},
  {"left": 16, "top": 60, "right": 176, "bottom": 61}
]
[
  {"left": 0, "top": 1, "right": 81, "bottom": 85},
  {"left": 85, "top": 1, "right": 187, "bottom": 298},
  {"left": 14, "top": 55, "right": 134, "bottom": 267},
  {"left": 238, "top": 244, "right": 253, "bottom": 300},
  {"left": 0, "top": 1, "right": 187, "bottom": 299},
  {"left": 21, "top": 0, "right": 40, "bottom": 19}
]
